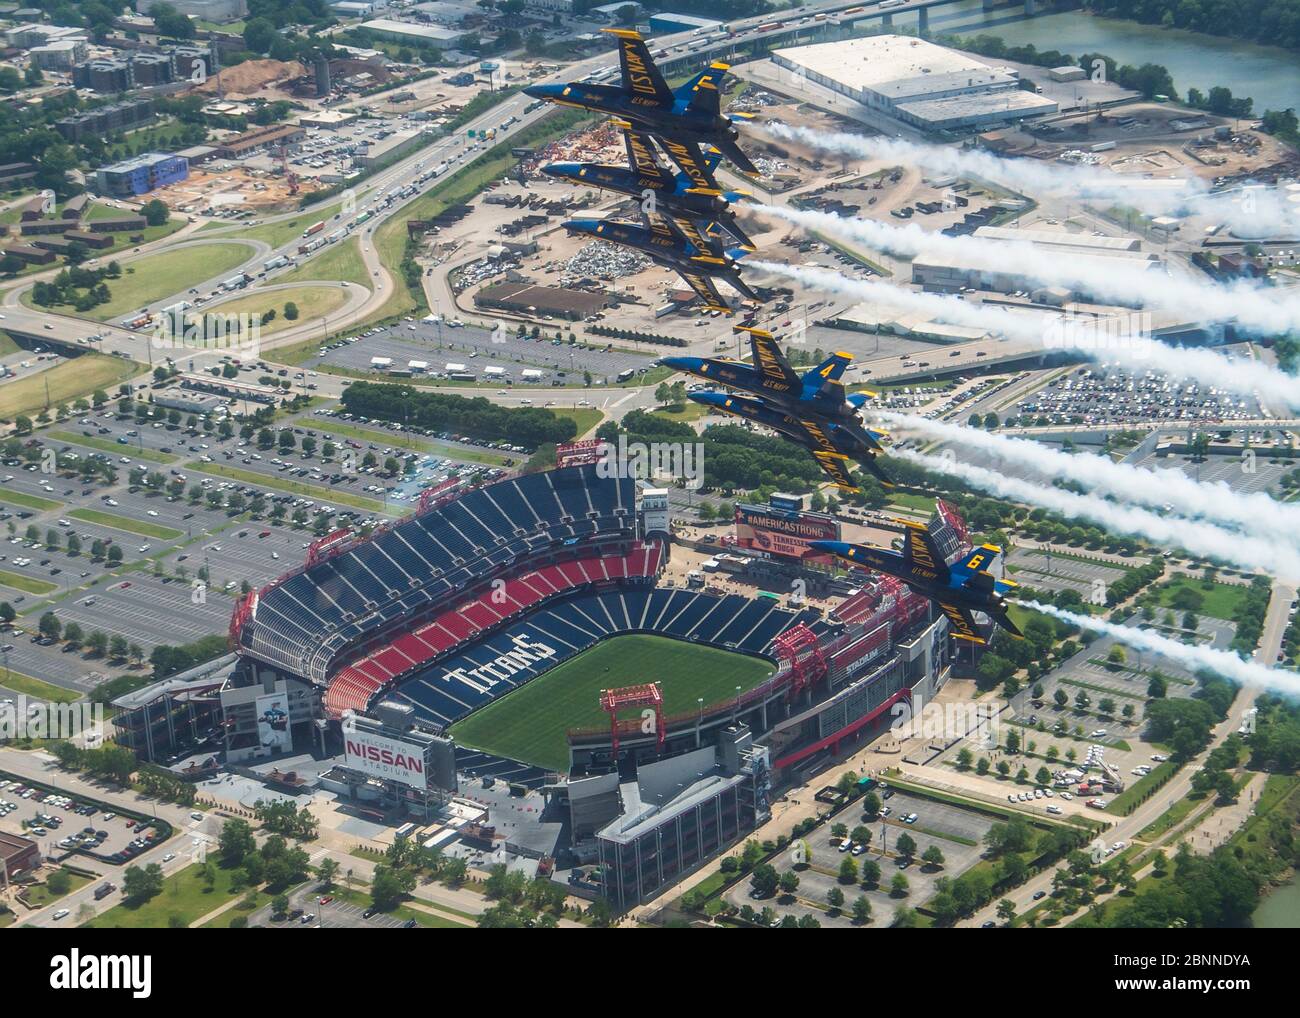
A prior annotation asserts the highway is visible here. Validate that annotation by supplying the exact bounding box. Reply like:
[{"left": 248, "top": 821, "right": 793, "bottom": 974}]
[{"left": 0, "top": 0, "right": 922, "bottom": 371}]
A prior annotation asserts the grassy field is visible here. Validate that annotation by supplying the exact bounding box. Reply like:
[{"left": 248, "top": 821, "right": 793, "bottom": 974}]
[
  {"left": 0, "top": 353, "right": 140, "bottom": 420},
  {"left": 1152, "top": 575, "right": 1252, "bottom": 621},
  {"left": 86, "top": 242, "right": 254, "bottom": 322},
  {"left": 48, "top": 430, "right": 177, "bottom": 464},
  {"left": 84, "top": 862, "right": 244, "bottom": 929},
  {"left": 449, "top": 634, "right": 775, "bottom": 772},
  {"left": 278, "top": 236, "right": 371, "bottom": 289},
  {"left": 23, "top": 868, "right": 92, "bottom": 908},
  {"left": 228, "top": 203, "right": 346, "bottom": 250},
  {"left": 186, "top": 461, "right": 388, "bottom": 514},
  {"left": 0, "top": 568, "right": 58, "bottom": 594},
  {"left": 0, "top": 489, "right": 62, "bottom": 511},
  {"left": 199, "top": 886, "right": 276, "bottom": 928},
  {"left": 552, "top": 407, "right": 603, "bottom": 438},
  {"left": 888, "top": 492, "right": 939, "bottom": 513},
  {"left": 652, "top": 402, "right": 710, "bottom": 425},
  {"left": 207, "top": 285, "right": 351, "bottom": 338},
  {"left": 68, "top": 508, "right": 182, "bottom": 540},
  {"left": 0, "top": 669, "right": 81, "bottom": 703},
  {"left": 329, "top": 884, "right": 471, "bottom": 928}
]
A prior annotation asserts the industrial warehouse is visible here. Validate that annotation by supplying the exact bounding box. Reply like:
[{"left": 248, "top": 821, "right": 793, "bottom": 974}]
[{"left": 771, "top": 34, "right": 1058, "bottom": 131}]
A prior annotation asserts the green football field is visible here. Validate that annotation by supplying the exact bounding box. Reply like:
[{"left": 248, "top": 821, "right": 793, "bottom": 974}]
[{"left": 447, "top": 634, "right": 775, "bottom": 772}]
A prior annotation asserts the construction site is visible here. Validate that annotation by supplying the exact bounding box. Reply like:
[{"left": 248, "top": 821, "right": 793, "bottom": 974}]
[{"left": 147, "top": 164, "right": 312, "bottom": 215}]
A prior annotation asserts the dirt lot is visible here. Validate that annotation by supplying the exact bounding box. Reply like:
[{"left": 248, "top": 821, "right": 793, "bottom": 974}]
[{"left": 149, "top": 166, "right": 311, "bottom": 215}]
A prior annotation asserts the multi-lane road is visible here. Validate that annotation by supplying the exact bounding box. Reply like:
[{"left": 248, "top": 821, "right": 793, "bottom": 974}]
[{"left": 1, "top": 1, "right": 885, "bottom": 365}]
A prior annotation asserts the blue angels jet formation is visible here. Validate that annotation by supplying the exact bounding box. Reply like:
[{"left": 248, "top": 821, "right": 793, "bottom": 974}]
[
  {"left": 528, "top": 31, "right": 1019, "bottom": 643},
  {"left": 527, "top": 27, "right": 760, "bottom": 313},
  {"left": 525, "top": 33, "right": 892, "bottom": 485},
  {"left": 662, "top": 326, "right": 891, "bottom": 493}
]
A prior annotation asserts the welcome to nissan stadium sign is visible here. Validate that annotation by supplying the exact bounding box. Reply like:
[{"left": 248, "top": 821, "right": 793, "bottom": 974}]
[{"left": 343, "top": 729, "right": 430, "bottom": 789}]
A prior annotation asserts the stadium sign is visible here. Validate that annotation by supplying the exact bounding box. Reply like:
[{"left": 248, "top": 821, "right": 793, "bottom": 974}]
[
  {"left": 734, "top": 503, "right": 840, "bottom": 565},
  {"left": 343, "top": 730, "right": 430, "bottom": 789}
]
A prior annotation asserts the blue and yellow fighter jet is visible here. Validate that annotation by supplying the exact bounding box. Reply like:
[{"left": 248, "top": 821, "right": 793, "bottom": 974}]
[
  {"left": 661, "top": 326, "right": 884, "bottom": 443},
  {"left": 687, "top": 388, "right": 891, "bottom": 492},
  {"left": 811, "top": 527, "right": 1023, "bottom": 645},
  {"left": 523, "top": 28, "right": 761, "bottom": 178},
  {"left": 562, "top": 211, "right": 758, "bottom": 312},
  {"left": 543, "top": 129, "right": 755, "bottom": 250}
]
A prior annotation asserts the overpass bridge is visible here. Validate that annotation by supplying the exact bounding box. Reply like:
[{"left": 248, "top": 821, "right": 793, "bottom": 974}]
[{"left": 653, "top": 0, "right": 1043, "bottom": 73}]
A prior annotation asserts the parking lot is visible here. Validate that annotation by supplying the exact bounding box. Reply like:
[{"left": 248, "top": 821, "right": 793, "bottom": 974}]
[
  {"left": 1009, "top": 363, "right": 1266, "bottom": 428},
  {"left": 725, "top": 787, "right": 994, "bottom": 928},
  {"left": 0, "top": 775, "right": 169, "bottom": 867},
  {"left": 0, "top": 395, "right": 541, "bottom": 692},
  {"left": 253, "top": 884, "right": 416, "bottom": 930},
  {"left": 1005, "top": 548, "right": 1134, "bottom": 601},
  {"left": 308, "top": 320, "right": 654, "bottom": 388},
  {"left": 1129, "top": 448, "right": 1293, "bottom": 497}
]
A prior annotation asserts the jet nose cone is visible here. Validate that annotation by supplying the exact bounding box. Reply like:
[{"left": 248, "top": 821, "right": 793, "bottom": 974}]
[
  {"left": 523, "top": 84, "right": 548, "bottom": 99},
  {"left": 542, "top": 162, "right": 578, "bottom": 179}
]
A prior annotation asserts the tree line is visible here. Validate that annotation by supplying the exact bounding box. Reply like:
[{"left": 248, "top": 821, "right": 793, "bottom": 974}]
[{"left": 340, "top": 381, "right": 578, "bottom": 449}]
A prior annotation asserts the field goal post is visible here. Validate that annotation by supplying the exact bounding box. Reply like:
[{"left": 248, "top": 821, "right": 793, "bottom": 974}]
[{"left": 600, "top": 682, "right": 665, "bottom": 758}]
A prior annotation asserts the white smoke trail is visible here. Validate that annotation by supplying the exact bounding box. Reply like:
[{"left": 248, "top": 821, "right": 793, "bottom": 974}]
[
  {"left": 1024, "top": 601, "right": 1298, "bottom": 696},
  {"left": 758, "top": 203, "right": 1300, "bottom": 335},
  {"left": 892, "top": 447, "right": 1300, "bottom": 579},
  {"left": 882, "top": 412, "right": 1300, "bottom": 552},
  {"left": 747, "top": 259, "right": 1300, "bottom": 410},
  {"left": 759, "top": 122, "right": 1299, "bottom": 235}
]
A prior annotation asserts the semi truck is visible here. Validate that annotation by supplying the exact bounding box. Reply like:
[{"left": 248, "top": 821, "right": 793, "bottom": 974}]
[{"left": 303, "top": 221, "right": 325, "bottom": 238}]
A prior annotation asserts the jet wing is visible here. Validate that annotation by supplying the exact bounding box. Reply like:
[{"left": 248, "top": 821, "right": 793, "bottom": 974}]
[
  {"left": 811, "top": 449, "right": 859, "bottom": 493},
  {"left": 900, "top": 521, "right": 952, "bottom": 584},
  {"left": 936, "top": 601, "right": 986, "bottom": 644},
  {"left": 643, "top": 206, "right": 717, "bottom": 255},
  {"left": 624, "top": 130, "right": 671, "bottom": 189},
  {"left": 678, "top": 268, "right": 731, "bottom": 314},
  {"left": 794, "top": 416, "right": 841, "bottom": 458},
  {"left": 656, "top": 136, "right": 723, "bottom": 192},
  {"left": 675, "top": 215, "right": 723, "bottom": 256},
  {"left": 739, "top": 327, "right": 800, "bottom": 393},
  {"left": 604, "top": 28, "right": 674, "bottom": 108}
]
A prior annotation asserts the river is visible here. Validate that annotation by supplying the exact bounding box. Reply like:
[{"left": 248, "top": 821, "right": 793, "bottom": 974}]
[
  {"left": 886, "top": 3, "right": 1300, "bottom": 115},
  {"left": 1253, "top": 875, "right": 1300, "bottom": 927}
]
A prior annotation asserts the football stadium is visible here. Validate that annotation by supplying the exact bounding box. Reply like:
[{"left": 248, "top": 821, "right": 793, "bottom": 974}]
[{"left": 115, "top": 452, "right": 956, "bottom": 907}]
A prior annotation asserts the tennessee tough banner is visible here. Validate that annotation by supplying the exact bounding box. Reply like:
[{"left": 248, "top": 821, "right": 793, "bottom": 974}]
[{"left": 734, "top": 504, "right": 840, "bottom": 565}]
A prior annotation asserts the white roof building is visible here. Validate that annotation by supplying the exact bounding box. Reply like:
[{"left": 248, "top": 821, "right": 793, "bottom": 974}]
[{"left": 771, "top": 34, "right": 1057, "bottom": 130}]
